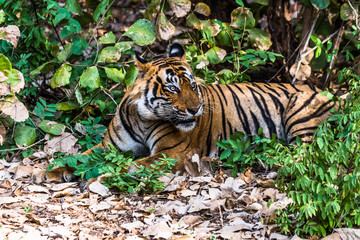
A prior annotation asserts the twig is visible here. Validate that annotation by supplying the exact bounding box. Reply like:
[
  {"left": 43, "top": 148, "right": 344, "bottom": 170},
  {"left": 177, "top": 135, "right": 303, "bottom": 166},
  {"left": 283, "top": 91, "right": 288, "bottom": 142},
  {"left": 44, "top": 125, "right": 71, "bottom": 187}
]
[
  {"left": 87, "top": 0, "right": 116, "bottom": 47},
  {"left": 51, "top": 22, "right": 65, "bottom": 48},
  {"left": 348, "top": 1, "right": 360, "bottom": 31},
  {"left": 0, "top": 138, "right": 46, "bottom": 152},
  {"left": 101, "top": 87, "right": 118, "bottom": 107},
  {"left": 323, "top": 22, "right": 344, "bottom": 87},
  {"left": 218, "top": 205, "right": 224, "bottom": 228},
  {"left": 291, "top": 14, "right": 319, "bottom": 84},
  {"left": 301, "top": 29, "right": 340, "bottom": 58},
  {"left": 267, "top": 43, "right": 303, "bottom": 82},
  {"left": 70, "top": 88, "right": 102, "bottom": 124}
]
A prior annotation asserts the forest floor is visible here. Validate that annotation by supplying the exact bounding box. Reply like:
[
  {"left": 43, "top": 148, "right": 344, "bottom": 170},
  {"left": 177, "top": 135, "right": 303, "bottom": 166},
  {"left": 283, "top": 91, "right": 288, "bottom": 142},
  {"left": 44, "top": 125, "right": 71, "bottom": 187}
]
[
  {"left": 0, "top": 150, "right": 297, "bottom": 240},
  {"left": 1, "top": 151, "right": 354, "bottom": 240}
]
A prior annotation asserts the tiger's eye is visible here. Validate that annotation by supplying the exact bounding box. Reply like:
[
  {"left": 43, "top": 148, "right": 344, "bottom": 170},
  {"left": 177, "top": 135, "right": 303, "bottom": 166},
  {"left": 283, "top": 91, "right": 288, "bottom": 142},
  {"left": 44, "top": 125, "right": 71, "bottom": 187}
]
[
  {"left": 169, "top": 86, "right": 176, "bottom": 91},
  {"left": 191, "top": 82, "right": 197, "bottom": 89}
]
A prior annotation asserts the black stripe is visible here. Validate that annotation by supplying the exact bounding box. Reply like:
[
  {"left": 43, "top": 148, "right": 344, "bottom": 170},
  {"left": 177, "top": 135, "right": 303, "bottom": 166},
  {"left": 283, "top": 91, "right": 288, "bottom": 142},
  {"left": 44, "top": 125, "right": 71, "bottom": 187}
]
[
  {"left": 286, "top": 103, "right": 333, "bottom": 134},
  {"left": 227, "top": 120, "right": 233, "bottom": 137},
  {"left": 157, "top": 139, "right": 186, "bottom": 152},
  {"left": 202, "top": 86, "right": 214, "bottom": 156},
  {"left": 285, "top": 92, "right": 318, "bottom": 126},
  {"left": 291, "top": 126, "right": 318, "bottom": 135},
  {"left": 247, "top": 86, "right": 277, "bottom": 135},
  {"left": 225, "top": 85, "right": 251, "bottom": 134},
  {"left": 289, "top": 133, "right": 313, "bottom": 144},
  {"left": 214, "top": 84, "right": 228, "bottom": 105},
  {"left": 250, "top": 111, "right": 260, "bottom": 133},
  {"left": 150, "top": 130, "right": 178, "bottom": 151},
  {"left": 263, "top": 84, "right": 281, "bottom": 97},
  {"left": 119, "top": 97, "right": 142, "bottom": 143},
  {"left": 209, "top": 85, "right": 227, "bottom": 140},
  {"left": 158, "top": 63, "right": 170, "bottom": 68},
  {"left": 110, "top": 120, "right": 123, "bottom": 142}
]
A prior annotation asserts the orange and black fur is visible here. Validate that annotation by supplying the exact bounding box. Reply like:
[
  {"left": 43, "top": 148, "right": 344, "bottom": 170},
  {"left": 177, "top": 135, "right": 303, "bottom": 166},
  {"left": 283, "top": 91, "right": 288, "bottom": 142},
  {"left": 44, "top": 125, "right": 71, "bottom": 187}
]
[{"left": 84, "top": 43, "right": 335, "bottom": 172}]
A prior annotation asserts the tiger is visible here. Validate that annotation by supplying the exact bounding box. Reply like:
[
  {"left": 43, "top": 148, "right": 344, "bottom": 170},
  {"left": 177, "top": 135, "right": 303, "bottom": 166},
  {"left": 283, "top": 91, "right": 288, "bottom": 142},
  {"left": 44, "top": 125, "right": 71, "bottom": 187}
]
[
  {"left": 36, "top": 43, "right": 335, "bottom": 182},
  {"left": 82, "top": 43, "right": 335, "bottom": 173}
]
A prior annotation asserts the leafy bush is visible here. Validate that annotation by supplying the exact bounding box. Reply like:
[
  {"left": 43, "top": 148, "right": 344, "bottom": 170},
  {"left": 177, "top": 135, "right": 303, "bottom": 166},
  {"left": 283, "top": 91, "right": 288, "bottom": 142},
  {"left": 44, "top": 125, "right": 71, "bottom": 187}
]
[
  {"left": 48, "top": 144, "right": 178, "bottom": 193},
  {"left": 218, "top": 69, "right": 360, "bottom": 237}
]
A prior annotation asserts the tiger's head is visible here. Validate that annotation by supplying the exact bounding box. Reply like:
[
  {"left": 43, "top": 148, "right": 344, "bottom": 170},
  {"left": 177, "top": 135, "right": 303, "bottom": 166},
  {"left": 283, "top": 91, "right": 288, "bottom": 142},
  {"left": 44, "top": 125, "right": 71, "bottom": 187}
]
[{"left": 132, "top": 43, "right": 204, "bottom": 132}]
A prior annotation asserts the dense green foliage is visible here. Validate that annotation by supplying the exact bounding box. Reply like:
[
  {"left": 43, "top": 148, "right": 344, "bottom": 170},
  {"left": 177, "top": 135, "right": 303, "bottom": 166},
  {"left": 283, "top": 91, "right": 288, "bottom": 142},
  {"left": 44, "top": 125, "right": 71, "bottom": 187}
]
[
  {"left": 48, "top": 144, "right": 178, "bottom": 193},
  {"left": 218, "top": 70, "right": 360, "bottom": 236},
  {"left": 0, "top": 0, "right": 360, "bottom": 237}
]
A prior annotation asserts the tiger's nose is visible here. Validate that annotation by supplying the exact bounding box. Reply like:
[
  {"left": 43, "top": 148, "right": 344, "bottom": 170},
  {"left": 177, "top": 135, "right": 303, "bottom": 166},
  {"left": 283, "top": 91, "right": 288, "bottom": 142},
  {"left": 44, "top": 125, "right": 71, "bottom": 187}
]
[{"left": 187, "top": 107, "right": 200, "bottom": 115}]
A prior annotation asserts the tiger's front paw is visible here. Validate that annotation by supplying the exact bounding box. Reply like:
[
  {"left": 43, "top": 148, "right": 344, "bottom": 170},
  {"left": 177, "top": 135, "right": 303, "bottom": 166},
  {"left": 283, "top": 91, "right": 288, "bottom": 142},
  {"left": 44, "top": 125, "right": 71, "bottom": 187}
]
[{"left": 33, "top": 167, "right": 78, "bottom": 184}]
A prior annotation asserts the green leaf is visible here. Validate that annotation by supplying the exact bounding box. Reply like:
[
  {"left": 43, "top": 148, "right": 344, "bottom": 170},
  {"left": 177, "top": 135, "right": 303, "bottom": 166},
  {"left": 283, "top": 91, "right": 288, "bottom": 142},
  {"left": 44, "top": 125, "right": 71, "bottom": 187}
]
[
  {"left": 317, "top": 138, "right": 324, "bottom": 149},
  {"left": 253, "top": 0, "right": 268, "bottom": 5},
  {"left": 205, "top": 47, "right": 226, "bottom": 64},
  {"left": 145, "top": 0, "right": 161, "bottom": 21},
  {"left": 340, "top": 3, "right": 358, "bottom": 21},
  {"left": 50, "top": 64, "right": 72, "bottom": 88},
  {"left": 0, "top": 54, "right": 11, "bottom": 72},
  {"left": 14, "top": 126, "right": 36, "bottom": 147},
  {"left": 0, "top": 10, "right": 5, "bottom": 24},
  {"left": 124, "top": 64, "right": 138, "bottom": 87},
  {"left": 104, "top": 67, "right": 125, "bottom": 83},
  {"left": 55, "top": 101, "right": 79, "bottom": 110},
  {"left": 194, "top": 3, "right": 211, "bottom": 16},
  {"left": 68, "top": 19, "right": 81, "bottom": 33},
  {"left": 70, "top": 36, "right": 88, "bottom": 55},
  {"left": 54, "top": 8, "right": 71, "bottom": 26},
  {"left": 329, "top": 166, "right": 337, "bottom": 180},
  {"left": 93, "top": 0, "right": 110, "bottom": 21},
  {"left": 99, "top": 32, "right": 116, "bottom": 44},
  {"left": 310, "top": 0, "right": 330, "bottom": 10},
  {"left": 115, "top": 41, "right": 133, "bottom": 52},
  {"left": 66, "top": 0, "right": 82, "bottom": 14},
  {"left": 75, "top": 88, "right": 83, "bottom": 105},
  {"left": 230, "top": 7, "right": 255, "bottom": 30},
  {"left": 57, "top": 43, "right": 72, "bottom": 62},
  {"left": 123, "top": 19, "right": 156, "bottom": 46},
  {"left": 98, "top": 46, "right": 121, "bottom": 63},
  {"left": 39, "top": 120, "right": 65, "bottom": 135},
  {"left": 30, "top": 61, "right": 54, "bottom": 75},
  {"left": 236, "top": 0, "right": 244, "bottom": 6},
  {"left": 247, "top": 28, "right": 272, "bottom": 50},
  {"left": 186, "top": 12, "right": 201, "bottom": 30},
  {"left": 80, "top": 66, "right": 100, "bottom": 91}
]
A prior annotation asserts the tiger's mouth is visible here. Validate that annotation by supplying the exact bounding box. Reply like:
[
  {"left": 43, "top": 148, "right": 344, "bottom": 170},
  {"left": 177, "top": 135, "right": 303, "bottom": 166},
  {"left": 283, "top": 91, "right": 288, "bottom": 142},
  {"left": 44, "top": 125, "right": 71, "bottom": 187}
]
[
  {"left": 170, "top": 103, "right": 204, "bottom": 132},
  {"left": 172, "top": 117, "right": 196, "bottom": 132}
]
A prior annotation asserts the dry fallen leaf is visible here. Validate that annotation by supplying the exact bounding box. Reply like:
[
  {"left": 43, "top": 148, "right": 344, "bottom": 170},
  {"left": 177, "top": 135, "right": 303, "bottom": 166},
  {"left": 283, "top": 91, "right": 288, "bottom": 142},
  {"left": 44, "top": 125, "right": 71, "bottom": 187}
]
[
  {"left": 184, "top": 152, "right": 212, "bottom": 177},
  {"left": 44, "top": 132, "right": 78, "bottom": 155},
  {"left": 0, "top": 120, "right": 5, "bottom": 146},
  {"left": 142, "top": 221, "right": 173, "bottom": 239},
  {"left": 89, "top": 201, "right": 112, "bottom": 213},
  {"left": 168, "top": 0, "right": 191, "bottom": 18},
  {"left": 0, "top": 25, "right": 21, "bottom": 47},
  {"left": 0, "top": 95, "right": 29, "bottom": 122},
  {"left": 121, "top": 221, "right": 145, "bottom": 232},
  {"left": 27, "top": 185, "right": 50, "bottom": 194},
  {"left": 14, "top": 165, "right": 34, "bottom": 179},
  {"left": 88, "top": 180, "right": 109, "bottom": 196},
  {"left": 289, "top": 62, "right": 311, "bottom": 81}
]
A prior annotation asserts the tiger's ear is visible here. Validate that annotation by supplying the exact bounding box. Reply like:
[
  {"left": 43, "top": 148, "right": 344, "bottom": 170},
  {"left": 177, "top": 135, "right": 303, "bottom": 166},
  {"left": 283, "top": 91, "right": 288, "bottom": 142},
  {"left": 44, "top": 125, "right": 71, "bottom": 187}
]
[
  {"left": 134, "top": 51, "right": 150, "bottom": 71},
  {"left": 169, "top": 43, "right": 186, "bottom": 61}
]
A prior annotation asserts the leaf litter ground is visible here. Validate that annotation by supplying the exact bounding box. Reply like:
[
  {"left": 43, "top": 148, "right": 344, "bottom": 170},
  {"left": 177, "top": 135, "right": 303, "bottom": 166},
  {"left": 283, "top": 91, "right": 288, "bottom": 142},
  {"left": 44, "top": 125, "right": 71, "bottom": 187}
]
[{"left": 0, "top": 153, "right": 357, "bottom": 240}]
